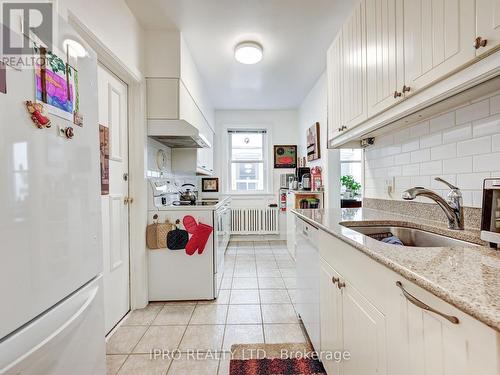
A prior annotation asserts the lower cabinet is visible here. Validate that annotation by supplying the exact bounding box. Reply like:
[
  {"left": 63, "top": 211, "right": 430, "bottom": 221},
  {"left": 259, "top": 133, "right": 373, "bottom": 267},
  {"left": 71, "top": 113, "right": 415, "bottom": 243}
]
[
  {"left": 319, "top": 258, "right": 387, "bottom": 375},
  {"left": 341, "top": 280, "right": 387, "bottom": 375},
  {"left": 319, "top": 259, "right": 343, "bottom": 375},
  {"left": 315, "top": 227, "right": 500, "bottom": 375}
]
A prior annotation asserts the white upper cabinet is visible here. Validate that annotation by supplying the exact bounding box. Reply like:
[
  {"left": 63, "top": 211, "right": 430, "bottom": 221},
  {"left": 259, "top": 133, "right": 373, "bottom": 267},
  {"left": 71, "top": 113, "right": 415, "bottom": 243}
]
[
  {"left": 327, "top": 33, "right": 344, "bottom": 141},
  {"left": 341, "top": 0, "right": 368, "bottom": 130},
  {"left": 327, "top": 0, "right": 500, "bottom": 146},
  {"left": 366, "top": 0, "right": 405, "bottom": 116},
  {"left": 403, "top": 0, "right": 476, "bottom": 95},
  {"left": 476, "top": 0, "right": 500, "bottom": 56}
]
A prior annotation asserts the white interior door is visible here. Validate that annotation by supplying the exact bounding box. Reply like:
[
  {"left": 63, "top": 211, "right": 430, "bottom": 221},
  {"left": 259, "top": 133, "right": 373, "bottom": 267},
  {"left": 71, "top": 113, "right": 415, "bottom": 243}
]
[{"left": 97, "top": 64, "right": 130, "bottom": 334}]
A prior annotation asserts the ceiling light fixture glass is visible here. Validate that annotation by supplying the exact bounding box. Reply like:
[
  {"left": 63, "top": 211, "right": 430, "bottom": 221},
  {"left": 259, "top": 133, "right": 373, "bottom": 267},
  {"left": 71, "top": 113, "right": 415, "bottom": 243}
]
[{"left": 234, "top": 41, "right": 263, "bottom": 64}]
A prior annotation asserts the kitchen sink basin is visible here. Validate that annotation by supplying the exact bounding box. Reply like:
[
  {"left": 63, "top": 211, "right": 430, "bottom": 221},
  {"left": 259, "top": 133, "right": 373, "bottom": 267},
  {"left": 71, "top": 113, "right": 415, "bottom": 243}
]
[{"left": 341, "top": 225, "right": 480, "bottom": 248}]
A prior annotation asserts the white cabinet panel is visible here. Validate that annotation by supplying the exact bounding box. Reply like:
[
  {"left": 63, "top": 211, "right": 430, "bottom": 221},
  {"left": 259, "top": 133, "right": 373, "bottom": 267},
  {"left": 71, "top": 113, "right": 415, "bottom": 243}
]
[
  {"left": 398, "top": 279, "right": 500, "bottom": 375},
  {"left": 342, "top": 280, "right": 387, "bottom": 375},
  {"left": 403, "top": 0, "right": 475, "bottom": 93},
  {"left": 296, "top": 219, "right": 320, "bottom": 352},
  {"left": 146, "top": 78, "right": 179, "bottom": 119},
  {"left": 319, "top": 259, "right": 343, "bottom": 375},
  {"left": 341, "top": 0, "right": 368, "bottom": 130},
  {"left": 477, "top": 0, "right": 500, "bottom": 55},
  {"left": 366, "top": 0, "right": 405, "bottom": 116},
  {"left": 327, "top": 33, "right": 344, "bottom": 141}
]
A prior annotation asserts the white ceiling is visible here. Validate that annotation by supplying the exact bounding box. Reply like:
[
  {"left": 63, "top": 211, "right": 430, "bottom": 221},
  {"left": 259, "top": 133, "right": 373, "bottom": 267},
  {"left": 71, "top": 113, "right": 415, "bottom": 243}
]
[{"left": 126, "top": 0, "right": 355, "bottom": 110}]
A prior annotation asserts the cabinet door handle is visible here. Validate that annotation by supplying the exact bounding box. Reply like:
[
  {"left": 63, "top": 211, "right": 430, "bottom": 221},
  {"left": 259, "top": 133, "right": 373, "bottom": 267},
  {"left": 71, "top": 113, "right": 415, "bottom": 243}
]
[
  {"left": 402, "top": 85, "right": 411, "bottom": 94},
  {"left": 396, "top": 281, "right": 459, "bottom": 325},
  {"left": 332, "top": 276, "right": 339, "bottom": 284},
  {"left": 337, "top": 281, "right": 346, "bottom": 289},
  {"left": 474, "top": 36, "right": 488, "bottom": 49},
  {"left": 393, "top": 90, "right": 402, "bottom": 98}
]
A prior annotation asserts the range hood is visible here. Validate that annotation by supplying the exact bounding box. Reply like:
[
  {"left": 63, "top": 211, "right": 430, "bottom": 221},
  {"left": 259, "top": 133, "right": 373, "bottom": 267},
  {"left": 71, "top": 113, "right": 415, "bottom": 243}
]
[{"left": 148, "top": 119, "right": 211, "bottom": 148}]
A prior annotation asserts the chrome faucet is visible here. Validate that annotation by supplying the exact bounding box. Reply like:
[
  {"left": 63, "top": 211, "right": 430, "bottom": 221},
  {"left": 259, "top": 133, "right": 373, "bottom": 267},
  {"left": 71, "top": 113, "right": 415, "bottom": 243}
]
[{"left": 402, "top": 177, "right": 464, "bottom": 230}]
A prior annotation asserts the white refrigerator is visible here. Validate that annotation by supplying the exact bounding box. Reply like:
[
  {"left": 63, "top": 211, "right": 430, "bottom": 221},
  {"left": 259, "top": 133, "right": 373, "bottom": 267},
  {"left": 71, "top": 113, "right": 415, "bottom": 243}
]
[{"left": 0, "top": 16, "right": 105, "bottom": 375}]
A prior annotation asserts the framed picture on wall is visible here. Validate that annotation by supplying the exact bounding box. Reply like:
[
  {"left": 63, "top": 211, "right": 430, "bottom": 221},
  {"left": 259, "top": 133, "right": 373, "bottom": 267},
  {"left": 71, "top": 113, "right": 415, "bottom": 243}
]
[
  {"left": 202, "top": 178, "right": 219, "bottom": 192},
  {"left": 307, "top": 122, "right": 321, "bottom": 161},
  {"left": 273, "top": 145, "right": 297, "bottom": 168}
]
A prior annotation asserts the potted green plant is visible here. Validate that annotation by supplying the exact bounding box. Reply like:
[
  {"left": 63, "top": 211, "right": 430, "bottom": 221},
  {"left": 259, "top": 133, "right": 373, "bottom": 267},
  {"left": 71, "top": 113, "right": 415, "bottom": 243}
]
[{"left": 341, "top": 175, "right": 361, "bottom": 199}]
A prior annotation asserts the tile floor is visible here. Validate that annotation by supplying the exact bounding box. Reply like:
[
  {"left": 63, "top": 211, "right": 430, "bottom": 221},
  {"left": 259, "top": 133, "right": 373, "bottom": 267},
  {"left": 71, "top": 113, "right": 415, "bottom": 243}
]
[{"left": 106, "top": 239, "right": 305, "bottom": 375}]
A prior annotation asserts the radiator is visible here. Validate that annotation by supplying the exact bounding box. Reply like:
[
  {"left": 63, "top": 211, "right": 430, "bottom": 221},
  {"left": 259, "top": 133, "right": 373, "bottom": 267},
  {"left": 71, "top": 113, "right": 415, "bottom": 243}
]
[{"left": 230, "top": 207, "right": 279, "bottom": 235}]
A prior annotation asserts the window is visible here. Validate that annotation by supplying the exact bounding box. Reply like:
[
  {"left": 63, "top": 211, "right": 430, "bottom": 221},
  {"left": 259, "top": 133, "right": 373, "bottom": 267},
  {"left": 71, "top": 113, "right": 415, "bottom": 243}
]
[
  {"left": 228, "top": 129, "right": 268, "bottom": 193},
  {"left": 340, "top": 148, "right": 363, "bottom": 197}
]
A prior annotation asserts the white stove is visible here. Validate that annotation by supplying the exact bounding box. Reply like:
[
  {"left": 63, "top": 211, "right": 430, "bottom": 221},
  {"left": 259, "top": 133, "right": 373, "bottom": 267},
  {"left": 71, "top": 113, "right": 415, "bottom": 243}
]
[{"left": 147, "top": 179, "right": 230, "bottom": 301}]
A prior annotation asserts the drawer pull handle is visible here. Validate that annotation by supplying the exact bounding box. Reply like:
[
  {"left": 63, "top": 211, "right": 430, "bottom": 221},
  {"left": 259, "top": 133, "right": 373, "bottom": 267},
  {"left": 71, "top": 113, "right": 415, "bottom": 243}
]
[{"left": 396, "top": 281, "right": 459, "bottom": 324}]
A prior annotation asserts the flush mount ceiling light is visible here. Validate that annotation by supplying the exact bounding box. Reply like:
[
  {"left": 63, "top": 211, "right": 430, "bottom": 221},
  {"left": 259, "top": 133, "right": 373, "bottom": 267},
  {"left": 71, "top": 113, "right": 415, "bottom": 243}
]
[
  {"left": 234, "top": 41, "right": 263, "bottom": 64},
  {"left": 62, "top": 39, "right": 87, "bottom": 58}
]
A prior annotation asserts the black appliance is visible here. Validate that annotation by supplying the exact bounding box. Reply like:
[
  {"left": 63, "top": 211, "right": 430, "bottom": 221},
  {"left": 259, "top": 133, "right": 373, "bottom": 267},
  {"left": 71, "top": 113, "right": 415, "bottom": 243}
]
[
  {"left": 481, "top": 178, "right": 500, "bottom": 249},
  {"left": 296, "top": 167, "right": 310, "bottom": 185}
]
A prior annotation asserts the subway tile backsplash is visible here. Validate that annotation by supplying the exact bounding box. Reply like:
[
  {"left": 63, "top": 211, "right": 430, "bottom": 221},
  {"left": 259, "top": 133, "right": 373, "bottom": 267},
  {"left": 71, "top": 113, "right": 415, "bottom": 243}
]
[{"left": 364, "top": 91, "right": 500, "bottom": 208}]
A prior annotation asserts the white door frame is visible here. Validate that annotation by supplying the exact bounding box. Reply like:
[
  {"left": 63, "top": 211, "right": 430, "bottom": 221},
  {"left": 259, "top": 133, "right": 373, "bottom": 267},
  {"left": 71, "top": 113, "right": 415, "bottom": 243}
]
[{"left": 67, "top": 11, "right": 149, "bottom": 310}]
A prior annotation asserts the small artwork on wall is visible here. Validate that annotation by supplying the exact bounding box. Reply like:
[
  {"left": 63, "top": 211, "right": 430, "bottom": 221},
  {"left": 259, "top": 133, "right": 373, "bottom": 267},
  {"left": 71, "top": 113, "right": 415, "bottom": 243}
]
[
  {"left": 202, "top": 178, "right": 219, "bottom": 192},
  {"left": 274, "top": 145, "right": 297, "bottom": 168},
  {"left": 307, "top": 122, "right": 321, "bottom": 161},
  {"left": 99, "top": 125, "right": 110, "bottom": 195},
  {"left": 34, "top": 46, "right": 78, "bottom": 121}
]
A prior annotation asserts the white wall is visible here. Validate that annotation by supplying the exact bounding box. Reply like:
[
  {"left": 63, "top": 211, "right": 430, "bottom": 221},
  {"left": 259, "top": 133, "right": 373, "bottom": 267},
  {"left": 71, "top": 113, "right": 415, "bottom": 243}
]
[
  {"left": 60, "top": 0, "right": 144, "bottom": 77},
  {"left": 147, "top": 139, "right": 173, "bottom": 178},
  {"left": 364, "top": 90, "right": 500, "bottom": 208},
  {"left": 215, "top": 110, "right": 299, "bottom": 204},
  {"left": 297, "top": 72, "right": 340, "bottom": 208}
]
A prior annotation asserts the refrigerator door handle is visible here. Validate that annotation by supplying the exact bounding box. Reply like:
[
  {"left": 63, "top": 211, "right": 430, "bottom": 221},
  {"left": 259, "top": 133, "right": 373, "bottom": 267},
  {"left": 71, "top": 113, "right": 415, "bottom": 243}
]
[{"left": 0, "top": 286, "right": 99, "bottom": 374}]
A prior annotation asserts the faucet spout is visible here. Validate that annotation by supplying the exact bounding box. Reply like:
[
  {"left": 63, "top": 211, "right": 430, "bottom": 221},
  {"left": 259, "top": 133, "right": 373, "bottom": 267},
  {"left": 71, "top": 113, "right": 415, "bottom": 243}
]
[{"left": 402, "top": 179, "right": 464, "bottom": 230}]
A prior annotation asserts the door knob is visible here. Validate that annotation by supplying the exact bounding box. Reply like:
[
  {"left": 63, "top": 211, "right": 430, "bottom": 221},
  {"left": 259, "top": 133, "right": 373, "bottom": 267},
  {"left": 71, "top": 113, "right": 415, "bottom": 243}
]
[
  {"left": 402, "top": 85, "right": 411, "bottom": 94},
  {"left": 474, "top": 36, "right": 488, "bottom": 49},
  {"left": 394, "top": 90, "right": 402, "bottom": 98}
]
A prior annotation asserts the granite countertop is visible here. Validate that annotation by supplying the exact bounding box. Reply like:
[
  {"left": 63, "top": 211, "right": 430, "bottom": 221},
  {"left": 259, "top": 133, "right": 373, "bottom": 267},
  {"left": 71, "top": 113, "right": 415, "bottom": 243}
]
[{"left": 292, "top": 207, "right": 500, "bottom": 332}]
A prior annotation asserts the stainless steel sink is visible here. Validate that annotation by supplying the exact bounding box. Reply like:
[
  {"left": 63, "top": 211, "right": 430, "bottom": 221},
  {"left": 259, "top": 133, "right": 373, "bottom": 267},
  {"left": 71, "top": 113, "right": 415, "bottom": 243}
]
[{"left": 342, "top": 225, "right": 479, "bottom": 247}]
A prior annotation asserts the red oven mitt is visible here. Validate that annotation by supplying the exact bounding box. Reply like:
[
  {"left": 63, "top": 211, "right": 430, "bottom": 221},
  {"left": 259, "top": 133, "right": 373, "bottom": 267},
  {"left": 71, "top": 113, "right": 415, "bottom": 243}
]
[
  {"left": 185, "top": 222, "right": 213, "bottom": 255},
  {"left": 183, "top": 215, "right": 198, "bottom": 234}
]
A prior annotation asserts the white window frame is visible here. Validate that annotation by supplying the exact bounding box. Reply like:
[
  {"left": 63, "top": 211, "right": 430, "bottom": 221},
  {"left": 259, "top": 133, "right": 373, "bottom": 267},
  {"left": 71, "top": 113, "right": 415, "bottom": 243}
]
[
  {"left": 340, "top": 148, "right": 364, "bottom": 196},
  {"left": 225, "top": 128, "right": 270, "bottom": 195}
]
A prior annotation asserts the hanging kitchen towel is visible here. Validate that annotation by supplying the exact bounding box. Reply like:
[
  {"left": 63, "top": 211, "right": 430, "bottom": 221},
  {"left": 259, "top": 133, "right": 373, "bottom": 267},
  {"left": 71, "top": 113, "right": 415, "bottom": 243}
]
[
  {"left": 185, "top": 222, "right": 213, "bottom": 256},
  {"left": 167, "top": 226, "right": 189, "bottom": 250},
  {"left": 146, "top": 220, "right": 175, "bottom": 249}
]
